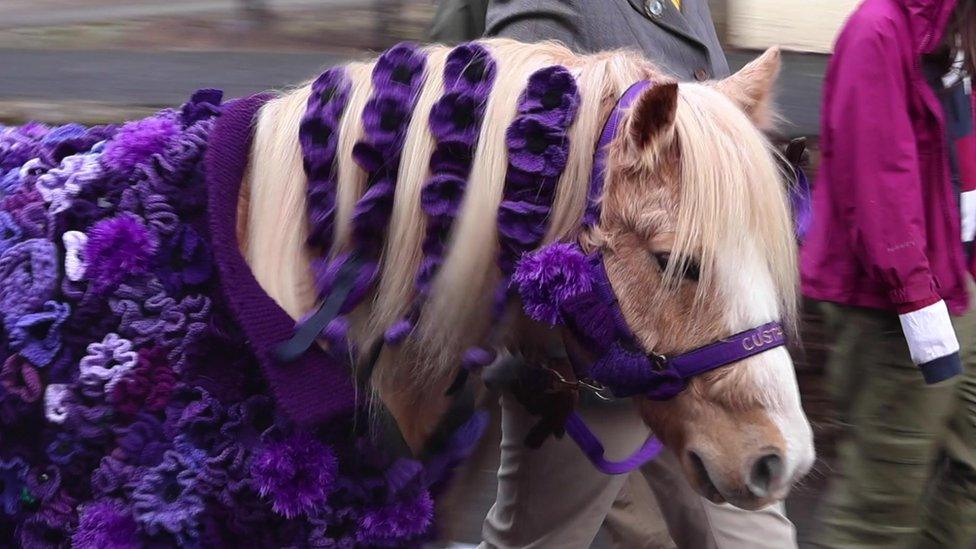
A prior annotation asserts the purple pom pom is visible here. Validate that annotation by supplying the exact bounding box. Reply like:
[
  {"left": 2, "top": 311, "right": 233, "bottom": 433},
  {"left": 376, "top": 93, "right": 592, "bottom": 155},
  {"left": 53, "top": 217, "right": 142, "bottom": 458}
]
[
  {"left": 101, "top": 114, "right": 180, "bottom": 172},
  {"left": 358, "top": 490, "right": 434, "bottom": 543},
  {"left": 513, "top": 242, "right": 595, "bottom": 326},
  {"left": 251, "top": 432, "right": 338, "bottom": 519},
  {"left": 73, "top": 499, "right": 140, "bottom": 549},
  {"left": 84, "top": 215, "right": 158, "bottom": 294}
]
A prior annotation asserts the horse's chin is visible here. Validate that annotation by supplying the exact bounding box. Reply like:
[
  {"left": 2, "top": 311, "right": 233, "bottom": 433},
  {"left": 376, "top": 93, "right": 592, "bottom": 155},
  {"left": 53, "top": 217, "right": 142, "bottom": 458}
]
[{"left": 680, "top": 448, "right": 786, "bottom": 511}]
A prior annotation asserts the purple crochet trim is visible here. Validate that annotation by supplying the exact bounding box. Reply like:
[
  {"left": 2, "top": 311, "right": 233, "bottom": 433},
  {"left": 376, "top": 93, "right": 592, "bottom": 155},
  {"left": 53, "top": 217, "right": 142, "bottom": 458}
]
[
  {"left": 0, "top": 81, "right": 458, "bottom": 545},
  {"left": 301, "top": 67, "right": 352, "bottom": 251},
  {"left": 386, "top": 43, "right": 497, "bottom": 344},
  {"left": 462, "top": 65, "right": 580, "bottom": 369},
  {"left": 310, "top": 43, "right": 427, "bottom": 351}
]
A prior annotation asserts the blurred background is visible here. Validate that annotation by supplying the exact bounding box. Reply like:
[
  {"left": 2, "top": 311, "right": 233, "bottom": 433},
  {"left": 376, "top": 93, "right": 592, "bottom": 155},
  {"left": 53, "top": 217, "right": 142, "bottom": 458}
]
[{"left": 0, "top": 1, "right": 858, "bottom": 546}]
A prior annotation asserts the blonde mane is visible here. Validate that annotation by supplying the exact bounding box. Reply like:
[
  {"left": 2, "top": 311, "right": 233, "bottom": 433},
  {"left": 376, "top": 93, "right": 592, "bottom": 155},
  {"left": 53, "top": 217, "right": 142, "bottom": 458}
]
[{"left": 241, "top": 39, "right": 795, "bottom": 396}]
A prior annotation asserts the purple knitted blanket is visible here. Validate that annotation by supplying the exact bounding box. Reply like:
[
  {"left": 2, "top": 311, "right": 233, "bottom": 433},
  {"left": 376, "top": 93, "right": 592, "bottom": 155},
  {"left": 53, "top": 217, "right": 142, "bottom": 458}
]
[{"left": 0, "top": 89, "right": 480, "bottom": 547}]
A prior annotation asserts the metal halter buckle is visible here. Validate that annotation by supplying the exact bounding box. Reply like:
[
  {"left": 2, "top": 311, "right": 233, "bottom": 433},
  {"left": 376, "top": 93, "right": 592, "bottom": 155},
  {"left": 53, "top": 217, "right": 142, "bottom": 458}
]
[
  {"left": 543, "top": 367, "right": 614, "bottom": 401},
  {"left": 649, "top": 352, "right": 669, "bottom": 371}
]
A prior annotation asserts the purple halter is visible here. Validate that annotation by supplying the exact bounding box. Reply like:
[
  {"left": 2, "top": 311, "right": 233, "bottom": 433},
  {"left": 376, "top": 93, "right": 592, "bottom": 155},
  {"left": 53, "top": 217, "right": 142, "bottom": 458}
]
[{"left": 513, "top": 80, "right": 788, "bottom": 473}]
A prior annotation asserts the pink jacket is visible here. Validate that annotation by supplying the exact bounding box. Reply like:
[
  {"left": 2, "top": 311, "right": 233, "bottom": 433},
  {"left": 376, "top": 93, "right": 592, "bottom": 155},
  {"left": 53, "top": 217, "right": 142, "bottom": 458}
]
[{"left": 801, "top": 0, "right": 975, "bottom": 317}]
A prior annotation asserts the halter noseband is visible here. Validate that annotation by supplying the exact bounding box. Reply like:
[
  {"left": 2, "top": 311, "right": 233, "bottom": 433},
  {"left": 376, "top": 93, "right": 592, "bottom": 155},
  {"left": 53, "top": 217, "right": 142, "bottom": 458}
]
[{"left": 513, "top": 80, "right": 789, "bottom": 473}]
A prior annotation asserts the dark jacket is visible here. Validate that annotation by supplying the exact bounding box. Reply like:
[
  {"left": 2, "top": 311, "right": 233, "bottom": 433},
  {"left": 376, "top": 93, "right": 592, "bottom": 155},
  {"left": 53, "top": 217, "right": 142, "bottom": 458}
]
[{"left": 484, "top": 0, "right": 730, "bottom": 80}]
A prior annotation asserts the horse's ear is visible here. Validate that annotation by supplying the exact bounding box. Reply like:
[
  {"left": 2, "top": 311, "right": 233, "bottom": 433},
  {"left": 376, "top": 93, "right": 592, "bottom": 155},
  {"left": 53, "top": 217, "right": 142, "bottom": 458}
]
[
  {"left": 714, "top": 46, "right": 781, "bottom": 129},
  {"left": 627, "top": 82, "right": 679, "bottom": 150}
]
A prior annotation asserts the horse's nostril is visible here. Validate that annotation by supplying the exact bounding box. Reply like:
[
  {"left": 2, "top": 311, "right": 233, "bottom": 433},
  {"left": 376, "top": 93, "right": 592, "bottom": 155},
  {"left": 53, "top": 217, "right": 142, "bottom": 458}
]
[{"left": 746, "top": 452, "right": 784, "bottom": 498}]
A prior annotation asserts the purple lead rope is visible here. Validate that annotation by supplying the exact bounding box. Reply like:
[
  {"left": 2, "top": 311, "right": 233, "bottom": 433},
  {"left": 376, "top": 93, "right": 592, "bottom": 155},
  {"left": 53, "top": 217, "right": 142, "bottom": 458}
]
[{"left": 565, "top": 413, "right": 664, "bottom": 475}]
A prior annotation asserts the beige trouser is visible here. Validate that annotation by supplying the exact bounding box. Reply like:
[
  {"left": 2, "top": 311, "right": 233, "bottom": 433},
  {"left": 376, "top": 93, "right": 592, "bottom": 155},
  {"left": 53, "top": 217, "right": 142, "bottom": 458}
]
[{"left": 480, "top": 394, "right": 797, "bottom": 549}]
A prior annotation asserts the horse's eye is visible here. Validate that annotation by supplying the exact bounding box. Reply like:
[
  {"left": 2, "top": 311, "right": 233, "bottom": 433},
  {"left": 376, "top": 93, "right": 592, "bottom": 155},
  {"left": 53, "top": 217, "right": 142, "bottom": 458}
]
[{"left": 651, "top": 252, "right": 700, "bottom": 282}]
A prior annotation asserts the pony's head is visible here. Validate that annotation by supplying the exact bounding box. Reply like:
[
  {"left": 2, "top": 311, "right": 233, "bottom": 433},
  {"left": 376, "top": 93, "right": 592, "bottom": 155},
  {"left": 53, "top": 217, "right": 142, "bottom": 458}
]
[{"left": 585, "top": 49, "right": 812, "bottom": 509}]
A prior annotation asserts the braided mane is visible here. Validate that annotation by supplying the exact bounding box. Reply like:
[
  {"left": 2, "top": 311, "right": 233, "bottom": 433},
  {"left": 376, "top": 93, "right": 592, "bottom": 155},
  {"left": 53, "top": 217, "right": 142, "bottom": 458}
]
[{"left": 243, "top": 39, "right": 660, "bottom": 391}]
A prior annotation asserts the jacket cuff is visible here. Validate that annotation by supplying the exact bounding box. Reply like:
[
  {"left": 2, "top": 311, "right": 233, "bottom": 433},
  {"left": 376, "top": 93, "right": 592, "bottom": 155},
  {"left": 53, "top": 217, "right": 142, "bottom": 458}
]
[{"left": 898, "top": 300, "right": 962, "bottom": 384}]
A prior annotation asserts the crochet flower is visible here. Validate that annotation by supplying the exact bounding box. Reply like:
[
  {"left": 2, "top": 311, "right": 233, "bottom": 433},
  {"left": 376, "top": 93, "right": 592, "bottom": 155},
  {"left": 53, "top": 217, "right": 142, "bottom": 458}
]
[
  {"left": 521, "top": 65, "right": 581, "bottom": 126},
  {"left": 84, "top": 214, "right": 158, "bottom": 294},
  {"left": 251, "top": 432, "right": 338, "bottom": 518},
  {"left": 420, "top": 173, "right": 466, "bottom": 218},
  {"left": 497, "top": 200, "right": 552, "bottom": 247},
  {"left": 16, "top": 490, "right": 76, "bottom": 547},
  {"left": 8, "top": 300, "right": 70, "bottom": 367},
  {"left": 156, "top": 225, "right": 212, "bottom": 293},
  {"left": 357, "top": 490, "right": 434, "bottom": 546},
  {"left": 131, "top": 450, "right": 204, "bottom": 542},
  {"left": 115, "top": 413, "right": 170, "bottom": 467},
  {"left": 0, "top": 354, "right": 43, "bottom": 404},
  {"left": 35, "top": 152, "right": 102, "bottom": 214},
  {"left": 180, "top": 88, "right": 224, "bottom": 127},
  {"left": 0, "top": 457, "right": 28, "bottom": 516},
  {"left": 91, "top": 456, "right": 137, "bottom": 499},
  {"left": 361, "top": 94, "right": 413, "bottom": 151},
  {"left": 73, "top": 499, "right": 141, "bottom": 549},
  {"left": 101, "top": 114, "right": 180, "bottom": 172},
  {"left": 443, "top": 43, "right": 496, "bottom": 93},
  {"left": 0, "top": 168, "right": 22, "bottom": 194},
  {"left": 0, "top": 211, "right": 22, "bottom": 257},
  {"left": 24, "top": 465, "right": 62, "bottom": 505},
  {"left": 108, "top": 347, "right": 177, "bottom": 416},
  {"left": 79, "top": 333, "right": 139, "bottom": 396},
  {"left": 171, "top": 389, "right": 225, "bottom": 450},
  {"left": 46, "top": 432, "right": 86, "bottom": 468},
  {"left": 218, "top": 394, "right": 275, "bottom": 453},
  {"left": 0, "top": 123, "right": 47, "bottom": 171},
  {"left": 505, "top": 115, "right": 571, "bottom": 178},
  {"left": 43, "top": 383, "right": 71, "bottom": 424},
  {"left": 372, "top": 42, "right": 427, "bottom": 94},
  {"left": 62, "top": 230, "right": 88, "bottom": 282},
  {"left": 0, "top": 239, "right": 58, "bottom": 324},
  {"left": 429, "top": 91, "right": 483, "bottom": 147}
]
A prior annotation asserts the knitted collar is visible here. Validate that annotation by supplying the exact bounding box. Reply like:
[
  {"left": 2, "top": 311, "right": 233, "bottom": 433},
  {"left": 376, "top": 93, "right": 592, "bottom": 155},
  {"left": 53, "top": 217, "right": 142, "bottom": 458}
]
[{"left": 204, "top": 94, "right": 356, "bottom": 426}]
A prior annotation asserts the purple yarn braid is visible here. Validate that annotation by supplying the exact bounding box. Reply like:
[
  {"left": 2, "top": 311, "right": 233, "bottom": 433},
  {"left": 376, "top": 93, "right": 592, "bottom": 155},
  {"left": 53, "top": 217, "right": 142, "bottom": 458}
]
[
  {"left": 385, "top": 43, "right": 497, "bottom": 344},
  {"left": 311, "top": 43, "right": 427, "bottom": 351},
  {"left": 462, "top": 65, "right": 581, "bottom": 370},
  {"left": 301, "top": 68, "right": 352, "bottom": 251}
]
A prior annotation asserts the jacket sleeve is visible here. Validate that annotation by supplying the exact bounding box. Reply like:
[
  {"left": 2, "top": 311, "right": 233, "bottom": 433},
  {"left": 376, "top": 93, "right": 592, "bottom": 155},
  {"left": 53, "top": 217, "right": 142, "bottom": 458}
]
[{"left": 827, "top": 24, "right": 960, "bottom": 383}]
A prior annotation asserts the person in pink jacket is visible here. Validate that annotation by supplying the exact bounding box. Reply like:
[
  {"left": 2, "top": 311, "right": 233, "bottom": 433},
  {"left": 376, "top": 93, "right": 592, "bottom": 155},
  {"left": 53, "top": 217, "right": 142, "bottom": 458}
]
[{"left": 801, "top": 0, "right": 976, "bottom": 545}]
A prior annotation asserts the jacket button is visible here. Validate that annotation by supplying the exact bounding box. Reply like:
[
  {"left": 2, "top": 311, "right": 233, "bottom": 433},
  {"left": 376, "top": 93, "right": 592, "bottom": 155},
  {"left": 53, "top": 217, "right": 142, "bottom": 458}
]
[
  {"left": 645, "top": 0, "right": 665, "bottom": 18},
  {"left": 694, "top": 68, "right": 710, "bottom": 81}
]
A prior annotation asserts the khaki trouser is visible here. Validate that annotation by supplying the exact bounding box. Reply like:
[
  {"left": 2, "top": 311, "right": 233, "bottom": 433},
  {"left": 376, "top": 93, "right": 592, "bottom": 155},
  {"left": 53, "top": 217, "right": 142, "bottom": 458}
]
[
  {"left": 815, "top": 281, "right": 976, "bottom": 548},
  {"left": 480, "top": 394, "right": 797, "bottom": 549}
]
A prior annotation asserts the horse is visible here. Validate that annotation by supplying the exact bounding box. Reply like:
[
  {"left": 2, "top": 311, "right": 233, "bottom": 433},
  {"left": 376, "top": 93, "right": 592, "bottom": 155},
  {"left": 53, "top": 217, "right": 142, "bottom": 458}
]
[
  {"left": 0, "top": 38, "right": 813, "bottom": 545},
  {"left": 242, "top": 38, "right": 814, "bottom": 512}
]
